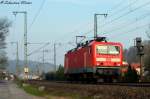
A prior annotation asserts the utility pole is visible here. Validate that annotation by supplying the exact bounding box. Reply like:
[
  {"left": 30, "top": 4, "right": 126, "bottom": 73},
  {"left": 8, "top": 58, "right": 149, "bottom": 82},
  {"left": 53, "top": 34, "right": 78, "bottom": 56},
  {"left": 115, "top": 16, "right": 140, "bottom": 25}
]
[
  {"left": 42, "top": 49, "right": 48, "bottom": 73},
  {"left": 54, "top": 43, "right": 56, "bottom": 72},
  {"left": 36, "top": 64, "right": 40, "bottom": 76},
  {"left": 11, "top": 42, "right": 19, "bottom": 76},
  {"left": 16, "top": 42, "right": 19, "bottom": 75},
  {"left": 94, "top": 13, "right": 107, "bottom": 39},
  {"left": 13, "top": 11, "right": 28, "bottom": 79},
  {"left": 43, "top": 49, "right": 45, "bottom": 68}
]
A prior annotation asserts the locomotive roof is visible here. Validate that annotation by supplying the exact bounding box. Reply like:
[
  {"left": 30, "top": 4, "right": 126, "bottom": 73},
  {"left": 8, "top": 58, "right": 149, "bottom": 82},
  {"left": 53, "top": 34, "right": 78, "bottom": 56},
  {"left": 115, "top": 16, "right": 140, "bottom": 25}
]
[{"left": 67, "top": 38, "right": 122, "bottom": 54}]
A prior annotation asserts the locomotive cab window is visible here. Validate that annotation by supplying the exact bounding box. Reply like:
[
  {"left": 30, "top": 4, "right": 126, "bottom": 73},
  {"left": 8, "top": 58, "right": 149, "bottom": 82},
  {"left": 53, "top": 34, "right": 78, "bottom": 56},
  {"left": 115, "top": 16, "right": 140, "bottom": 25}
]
[
  {"left": 109, "top": 46, "right": 120, "bottom": 54},
  {"left": 96, "top": 46, "right": 107, "bottom": 54},
  {"left": 96, "top": 45, "right": 120, "bottom": 55}
]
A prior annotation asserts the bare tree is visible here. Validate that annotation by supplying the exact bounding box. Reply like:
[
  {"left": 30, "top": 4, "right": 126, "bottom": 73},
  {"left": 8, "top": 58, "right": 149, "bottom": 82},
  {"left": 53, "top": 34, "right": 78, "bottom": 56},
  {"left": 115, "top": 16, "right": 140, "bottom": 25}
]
[
  {"left": 126, "top": 46, "right": 139, "bottom": 64},
  {"left": 123, "top": 48, "right": 128, "bottom": 61},
  {"left": 0, "top": 17, "right": 11, "bottom": 69},
  {"left": 145, "top": 24, "right": 150, "bottom": 39},
  {"left": 144, "top": 25, "right": 150, "bottom": 70}
]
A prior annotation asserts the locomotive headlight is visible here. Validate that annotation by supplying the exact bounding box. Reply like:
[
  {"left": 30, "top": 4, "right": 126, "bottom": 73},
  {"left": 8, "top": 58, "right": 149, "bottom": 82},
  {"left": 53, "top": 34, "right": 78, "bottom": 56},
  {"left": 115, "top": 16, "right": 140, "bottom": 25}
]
[
  {"left": 96, "top": 58, "right": 106, "bottom": 61},
  {"left": 111, "top": 58, "right": 120, "bottom": 62}
]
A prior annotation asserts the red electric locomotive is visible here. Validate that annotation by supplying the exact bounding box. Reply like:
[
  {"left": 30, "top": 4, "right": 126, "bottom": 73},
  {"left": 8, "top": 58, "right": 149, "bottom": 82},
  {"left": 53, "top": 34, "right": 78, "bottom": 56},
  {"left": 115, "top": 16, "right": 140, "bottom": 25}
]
[{"left": 64, "top": 37, "right": 125, "bottom": 82}]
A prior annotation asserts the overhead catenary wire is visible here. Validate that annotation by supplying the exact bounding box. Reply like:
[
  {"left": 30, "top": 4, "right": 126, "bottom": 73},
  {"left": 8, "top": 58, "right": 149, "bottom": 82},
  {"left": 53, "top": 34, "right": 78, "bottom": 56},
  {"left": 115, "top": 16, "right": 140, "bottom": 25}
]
[
  {"left": 28, "top": 0, "right": 46, "bottom": 32},
  {"left": 28, "top": 42, "right": 50, "bottom": 45},
  {"left": 108, "top": 23, "right": 149, "bottom": 38},
  {"left": 94, "top": 0, "right": 140, "bottom": 31},
  {"left": 72, "top": 2, "right": 150, "bottom": 45},
  {"left": 28, "top": 42, "right": 50, "bottom": 56},
  {"left": 76, "top": 0, "right": 140, "bottom": 38},
  {"left": 98, "top": 0, "right": 150, "bottom": 30},
  {"left": 56, "top": 0, "right": 127, "bottom": 43},
  {"left": 107, "top": 0, "right": 140, "bottom": 18},
  {"left": 103, "top": 11, "right": 150, "bottom": 34},
  {"left": 107, "top": 0, "right": 125, "bottom": 13},
  {"left": 81, "top": 0, "right": 127, "bottom": 36}
]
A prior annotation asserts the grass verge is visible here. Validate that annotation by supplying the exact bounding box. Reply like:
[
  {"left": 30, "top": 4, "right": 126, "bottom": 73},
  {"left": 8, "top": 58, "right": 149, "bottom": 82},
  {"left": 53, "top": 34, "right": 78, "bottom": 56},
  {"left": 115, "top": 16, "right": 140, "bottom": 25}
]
[
  {"left": 22, "top": 84, "right": 45, "bottom": 97},
  {"left": 15, "top": 80, "right": 82, "bottom": 99},
  {"left": 15, "top": 79, "right": 46, "bottom": 97}
]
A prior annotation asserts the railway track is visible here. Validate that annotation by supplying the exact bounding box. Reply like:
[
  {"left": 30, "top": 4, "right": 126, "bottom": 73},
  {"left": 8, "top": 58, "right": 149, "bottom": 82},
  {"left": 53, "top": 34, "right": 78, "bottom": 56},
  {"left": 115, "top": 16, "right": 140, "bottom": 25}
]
[
  {"left": 24, "top": 80, "right": 150, "bottom": 99},
  {"left": 96, "top": 82, "right": 150, "bottom": 87},
  {"left": 27, "top": 80, "right": 150, "bottom": 87}
]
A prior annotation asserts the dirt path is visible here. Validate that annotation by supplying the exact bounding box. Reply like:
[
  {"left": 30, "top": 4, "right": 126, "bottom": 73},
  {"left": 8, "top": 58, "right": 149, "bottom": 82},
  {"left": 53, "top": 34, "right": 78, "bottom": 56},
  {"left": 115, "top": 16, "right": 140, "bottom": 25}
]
[{"left": 0, "top": 80, "right": 45, "bottom": 99}]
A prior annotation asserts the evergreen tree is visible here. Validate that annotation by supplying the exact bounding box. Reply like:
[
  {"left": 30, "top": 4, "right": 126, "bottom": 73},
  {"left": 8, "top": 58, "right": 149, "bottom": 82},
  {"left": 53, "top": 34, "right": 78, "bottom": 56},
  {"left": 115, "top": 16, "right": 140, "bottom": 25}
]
[
  {"left": 0, "top": 17, "right": 11, "bottom": 69},
  {"left": 124, "top": 65, "right": 139, "bottom": 82}
]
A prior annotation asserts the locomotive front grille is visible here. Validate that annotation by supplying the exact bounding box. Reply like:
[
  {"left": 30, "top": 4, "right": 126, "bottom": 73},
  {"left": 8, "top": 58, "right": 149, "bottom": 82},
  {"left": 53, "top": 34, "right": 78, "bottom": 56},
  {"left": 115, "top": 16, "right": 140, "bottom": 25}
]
[{"left": 96, "top": 67, "right": 120, "bottom": 76}]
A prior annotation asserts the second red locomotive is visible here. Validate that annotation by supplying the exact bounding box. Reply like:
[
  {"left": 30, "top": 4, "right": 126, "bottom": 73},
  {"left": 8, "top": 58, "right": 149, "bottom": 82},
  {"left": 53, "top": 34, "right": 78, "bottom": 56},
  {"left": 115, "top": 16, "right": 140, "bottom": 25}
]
[{"left": 64, "top": 37, "right": 125, "bottom": 82}]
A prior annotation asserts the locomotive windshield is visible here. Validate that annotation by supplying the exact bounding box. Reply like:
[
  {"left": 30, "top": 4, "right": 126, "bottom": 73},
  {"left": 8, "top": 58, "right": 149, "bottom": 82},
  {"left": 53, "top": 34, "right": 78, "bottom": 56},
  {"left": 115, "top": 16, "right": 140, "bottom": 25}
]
[{"left": 96, "top": 45, "right": 120, "bottom": 55}]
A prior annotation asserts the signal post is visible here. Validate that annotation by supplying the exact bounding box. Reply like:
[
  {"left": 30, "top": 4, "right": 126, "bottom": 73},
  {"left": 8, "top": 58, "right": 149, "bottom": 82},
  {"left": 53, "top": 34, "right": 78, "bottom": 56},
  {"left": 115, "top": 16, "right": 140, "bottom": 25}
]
[{"left": 135, "top": 37, "right": 144, "bottom": 82}]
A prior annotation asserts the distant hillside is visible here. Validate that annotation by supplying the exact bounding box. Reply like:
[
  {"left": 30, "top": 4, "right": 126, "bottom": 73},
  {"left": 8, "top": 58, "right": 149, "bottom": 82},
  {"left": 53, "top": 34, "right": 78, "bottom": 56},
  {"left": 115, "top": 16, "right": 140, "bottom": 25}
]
[{"left": 7, "top": 60, "right": 55, "bottom": 74}]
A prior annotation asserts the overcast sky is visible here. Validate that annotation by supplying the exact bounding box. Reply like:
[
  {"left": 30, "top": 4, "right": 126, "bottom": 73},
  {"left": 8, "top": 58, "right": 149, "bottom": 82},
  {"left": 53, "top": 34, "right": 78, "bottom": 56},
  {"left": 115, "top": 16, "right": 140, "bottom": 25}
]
[{"left": 0, "top": 0, "right": 150, "bottom": 66}]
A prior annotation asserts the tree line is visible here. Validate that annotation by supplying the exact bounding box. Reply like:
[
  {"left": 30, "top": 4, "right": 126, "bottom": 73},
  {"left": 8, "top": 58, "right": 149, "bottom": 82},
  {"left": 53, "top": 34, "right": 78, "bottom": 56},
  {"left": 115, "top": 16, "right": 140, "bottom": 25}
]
[{"left": 124, "top": 39, "right": 150, "bottom": 81}]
